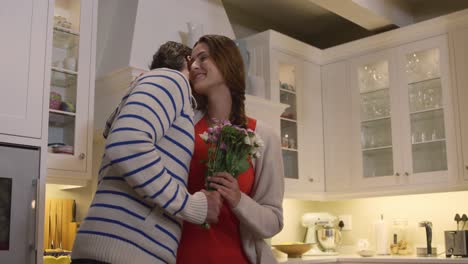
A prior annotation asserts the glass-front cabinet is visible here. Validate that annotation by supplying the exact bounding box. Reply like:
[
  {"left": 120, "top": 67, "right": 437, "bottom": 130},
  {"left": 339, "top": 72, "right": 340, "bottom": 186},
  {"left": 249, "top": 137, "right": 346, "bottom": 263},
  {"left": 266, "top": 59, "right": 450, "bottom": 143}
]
[
  {"left": 350, "top": 50, "right": 401, "bottom": 188},
  {"left": 350, "top": 35, "right": 456, "bottom": 189},
  {"left": 397, "top": 35, "right": 456, "bottom": 185},
  {"left": 271, "top": 50, "right": 324, "bottom": 196},
  {"left": 47, "top": 0, "right": 95, "bottom": 180},
  {"left": 279, "top": 63, "right": 299, "bottom": 180}
]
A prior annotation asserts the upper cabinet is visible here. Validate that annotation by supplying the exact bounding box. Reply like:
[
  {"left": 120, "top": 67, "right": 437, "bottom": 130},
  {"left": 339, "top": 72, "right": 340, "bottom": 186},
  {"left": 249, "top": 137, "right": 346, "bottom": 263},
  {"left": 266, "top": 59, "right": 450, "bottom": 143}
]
[
  {"left": 0, "top": 0, "right": 49, "bottom": 139},
  {"left": 241, "top": 31, "right": 325, "bottom": 198},
  {"left": 271, "top": 50, "right": 325, "bottom": 197},
  {"left": 450, "top": 26, "right": 468, "bottom": 183},
  {"left": 47, "top": 0, "right": 97, "bottom": 185},
  {"left": 348, "top": 35, "right": 458, "bottom": 191}
]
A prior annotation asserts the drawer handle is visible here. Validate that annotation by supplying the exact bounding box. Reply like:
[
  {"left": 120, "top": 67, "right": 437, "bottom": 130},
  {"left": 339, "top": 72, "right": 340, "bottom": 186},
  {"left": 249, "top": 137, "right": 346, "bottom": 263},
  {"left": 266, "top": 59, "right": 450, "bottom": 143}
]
[
  {"left": 79, "top": 153, "right": 86, "bottom": 160},
  {"left": 395, "top": 172, "right": 400, "bottom": 176},
  {"left": 404, "top": 172, "right": 409, "bottom": 176},
  {"left": 309, "top": 178, "right": 314, "bottom": 182}
]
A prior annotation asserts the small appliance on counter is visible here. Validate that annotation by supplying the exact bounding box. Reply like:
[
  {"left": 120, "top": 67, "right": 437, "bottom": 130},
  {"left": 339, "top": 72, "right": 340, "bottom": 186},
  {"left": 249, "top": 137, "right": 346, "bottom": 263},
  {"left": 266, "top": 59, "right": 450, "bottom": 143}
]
[
  {"left": 417, "top": 220, "right": 437, "bottom": 257},
  {"left": 445, "top": 213, "right": 468, "bottom": 258},
  {"left": 301, "top": 212, "right": 342, "bottom": 256}
]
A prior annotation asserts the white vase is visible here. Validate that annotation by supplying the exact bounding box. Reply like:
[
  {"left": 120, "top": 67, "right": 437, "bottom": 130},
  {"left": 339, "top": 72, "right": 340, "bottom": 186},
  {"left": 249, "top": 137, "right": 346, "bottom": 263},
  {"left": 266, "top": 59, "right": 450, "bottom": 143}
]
[{"left": 187, "top": 22, "right": 204, "bottom": 47}]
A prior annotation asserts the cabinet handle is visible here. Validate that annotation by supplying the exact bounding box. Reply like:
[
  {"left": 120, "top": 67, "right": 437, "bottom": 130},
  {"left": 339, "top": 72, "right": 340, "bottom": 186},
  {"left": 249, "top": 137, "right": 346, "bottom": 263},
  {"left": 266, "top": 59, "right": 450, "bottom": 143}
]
[
  {"left": 404, "top": 172, "right": 409, "bottom": 176},
  {"left": 465, "top": 165, "right": 468, "bottom": 170},
  {"left": 309, "top": 178, "right": 314, "bottom": 182},
  {"left": 395, "top": 172, "right": 400, "bottom": 176},
  {"left": 79, "top": 153, "right": 86, "bottom": 160}
]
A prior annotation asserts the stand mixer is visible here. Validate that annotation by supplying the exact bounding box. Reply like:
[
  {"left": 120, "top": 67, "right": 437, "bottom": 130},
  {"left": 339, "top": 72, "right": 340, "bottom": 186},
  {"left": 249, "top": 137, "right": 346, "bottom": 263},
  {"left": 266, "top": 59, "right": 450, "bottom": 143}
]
[{"left": 302, "top": 212, "right": 342, "bottom": 256}]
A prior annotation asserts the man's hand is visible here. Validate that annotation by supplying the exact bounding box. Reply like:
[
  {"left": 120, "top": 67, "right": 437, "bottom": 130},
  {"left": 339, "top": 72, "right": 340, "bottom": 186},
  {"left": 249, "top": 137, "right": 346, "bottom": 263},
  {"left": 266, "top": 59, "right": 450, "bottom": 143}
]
[{"left": 202, "top": 189, "right": 222, "bottom": 224}]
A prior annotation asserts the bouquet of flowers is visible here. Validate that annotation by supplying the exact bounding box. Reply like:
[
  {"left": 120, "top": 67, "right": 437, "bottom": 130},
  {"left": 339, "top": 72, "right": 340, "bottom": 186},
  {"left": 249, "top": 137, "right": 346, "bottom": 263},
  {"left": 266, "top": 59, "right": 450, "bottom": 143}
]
[{"left": 199, "top": 119, "right": 264, "bottom": 190}]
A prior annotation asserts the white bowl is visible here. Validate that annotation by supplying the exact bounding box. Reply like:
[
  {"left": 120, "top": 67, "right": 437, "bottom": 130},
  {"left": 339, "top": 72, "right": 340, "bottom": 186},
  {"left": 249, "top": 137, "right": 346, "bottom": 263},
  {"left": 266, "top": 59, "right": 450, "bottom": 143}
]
[{"left": 358, "top": 249, "right": 376, "bottom": 257}]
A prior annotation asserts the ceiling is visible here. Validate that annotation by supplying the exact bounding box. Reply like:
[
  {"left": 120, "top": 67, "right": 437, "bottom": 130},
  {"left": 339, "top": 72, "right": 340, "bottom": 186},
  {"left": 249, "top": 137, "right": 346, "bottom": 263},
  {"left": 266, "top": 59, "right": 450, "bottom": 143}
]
[{"left": 223, "top": 0, "right": 468, "bottom": 49}]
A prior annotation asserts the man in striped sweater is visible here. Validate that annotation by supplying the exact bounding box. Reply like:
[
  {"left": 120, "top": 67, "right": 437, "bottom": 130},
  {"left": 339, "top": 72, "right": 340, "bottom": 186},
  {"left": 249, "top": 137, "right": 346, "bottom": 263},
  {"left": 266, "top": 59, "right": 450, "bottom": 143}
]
[{"left": 71, "top": 42, "right": 222, "bottom": 264}]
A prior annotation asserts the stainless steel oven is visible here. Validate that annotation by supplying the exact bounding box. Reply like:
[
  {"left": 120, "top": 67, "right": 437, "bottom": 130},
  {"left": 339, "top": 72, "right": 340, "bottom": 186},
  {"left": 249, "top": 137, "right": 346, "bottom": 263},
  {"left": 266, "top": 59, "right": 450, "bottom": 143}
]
[{"left": 0, "top": 143, "right": 39, "bottom": 263}]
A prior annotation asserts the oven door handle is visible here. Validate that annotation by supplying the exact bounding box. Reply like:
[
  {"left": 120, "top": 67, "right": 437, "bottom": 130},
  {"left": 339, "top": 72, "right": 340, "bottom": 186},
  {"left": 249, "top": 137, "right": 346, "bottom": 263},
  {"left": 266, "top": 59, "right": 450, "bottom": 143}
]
[{"left": 30, "top": 179, "right": 38, "bottom": 260}]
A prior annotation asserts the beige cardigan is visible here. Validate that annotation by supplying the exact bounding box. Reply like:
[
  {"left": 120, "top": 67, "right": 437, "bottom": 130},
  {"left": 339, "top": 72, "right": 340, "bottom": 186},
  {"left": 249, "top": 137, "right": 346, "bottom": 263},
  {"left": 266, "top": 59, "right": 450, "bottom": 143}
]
[{"left": 195, "top": 112, "right": 285, "bottom": 263}]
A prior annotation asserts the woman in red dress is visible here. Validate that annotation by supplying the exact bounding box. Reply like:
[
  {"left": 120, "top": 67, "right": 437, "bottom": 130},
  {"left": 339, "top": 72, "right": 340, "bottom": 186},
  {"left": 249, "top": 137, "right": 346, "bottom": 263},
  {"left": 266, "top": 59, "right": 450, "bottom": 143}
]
[{"left": 176, "top": 35, "right": 285, "bottom": 264}]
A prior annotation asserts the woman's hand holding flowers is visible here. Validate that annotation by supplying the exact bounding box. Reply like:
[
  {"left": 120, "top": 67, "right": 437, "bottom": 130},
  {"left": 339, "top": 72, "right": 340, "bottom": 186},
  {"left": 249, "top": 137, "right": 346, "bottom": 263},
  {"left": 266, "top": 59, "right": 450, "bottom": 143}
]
[{"left": 207, "top": 172, "right": 241, "bottom": 208}]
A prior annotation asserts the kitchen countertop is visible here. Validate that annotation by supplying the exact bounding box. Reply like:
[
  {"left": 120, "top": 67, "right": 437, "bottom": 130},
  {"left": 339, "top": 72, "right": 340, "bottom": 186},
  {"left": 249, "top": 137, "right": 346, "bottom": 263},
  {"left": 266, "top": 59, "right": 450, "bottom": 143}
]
[{"left": 278, "top": 255, "right": 468, "bottom": 264}]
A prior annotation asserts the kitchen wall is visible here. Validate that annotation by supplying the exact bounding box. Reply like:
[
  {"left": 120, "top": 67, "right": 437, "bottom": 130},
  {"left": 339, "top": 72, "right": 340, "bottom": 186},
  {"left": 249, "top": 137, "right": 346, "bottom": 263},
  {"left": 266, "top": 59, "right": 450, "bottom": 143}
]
[{"left": 273, "top": 190, "right": 468, "bottom": 253}]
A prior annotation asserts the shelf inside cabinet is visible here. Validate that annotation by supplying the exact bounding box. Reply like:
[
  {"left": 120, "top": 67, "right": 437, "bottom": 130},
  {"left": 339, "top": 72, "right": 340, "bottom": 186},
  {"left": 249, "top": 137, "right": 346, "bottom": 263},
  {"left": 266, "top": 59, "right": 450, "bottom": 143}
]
[
  {"left": 362, "top": 145, "right": 393, "bottom": 152},
  {"left": 49, "top": 109, "right": 76, "bottom": 116},
  {"left": 408, "top": 76, "right": 440, "bottom": 86},
  {"left": 360, "top": 87, "right": 389, "bottom": 95},
  {"left": 280, "top": 117, "right": 297, "bottom": 123},
  {"left": 361, "top": 116, "right": 391, "bottom": 123},
  {"left": 282, "top": 147, "right": 298, "bottom": 152},
  {"left": 412, "top": 138, "right": 446, "bottom": 145},
  {"left": 279, "top": 88, "right": 296, "bottom": 95},
  {"left": 410, "top": 107, "right": 444, "bottom": 115},
  {"left": 52, "top": 67, "right": 77, "bottom": 76}
]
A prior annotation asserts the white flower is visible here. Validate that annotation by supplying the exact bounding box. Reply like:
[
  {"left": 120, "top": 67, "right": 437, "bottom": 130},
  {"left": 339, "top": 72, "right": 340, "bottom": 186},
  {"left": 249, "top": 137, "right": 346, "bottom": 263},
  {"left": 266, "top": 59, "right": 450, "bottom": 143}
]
[
  {"left": 244, "top": 136, "right": 252, "bottom": 145},
  {"left": 199, "top": 132, "right": 209, "bottom": 142},
  {"left": 254, "top": 136, "right": 264, "bottom": 147},
  {"left": 253, "top": 150, "right": 261, "bottom": 159}
]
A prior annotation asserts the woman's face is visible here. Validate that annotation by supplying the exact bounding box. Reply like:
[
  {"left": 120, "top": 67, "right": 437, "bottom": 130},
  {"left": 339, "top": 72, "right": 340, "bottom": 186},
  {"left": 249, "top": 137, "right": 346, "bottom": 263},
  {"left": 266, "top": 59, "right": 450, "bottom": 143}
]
[{"left": 189, "top": 42, "right": 225, "bottom": 95}]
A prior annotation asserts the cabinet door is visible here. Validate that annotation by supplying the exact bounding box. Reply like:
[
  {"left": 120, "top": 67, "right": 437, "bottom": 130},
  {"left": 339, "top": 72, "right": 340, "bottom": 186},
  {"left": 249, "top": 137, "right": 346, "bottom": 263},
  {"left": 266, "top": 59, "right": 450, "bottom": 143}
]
[
  {"left": 0, "top": 0, "right": 48, "bottom": 138},
  {"left": 396, "top": 35, "right": 457, "bottom": 185},
  {"left": 322, "top": 62, "right": 353, "bottom": 192},
  {"left": 47, "top": 0, "right": 94, "bottom": 173},
  {"left": 450, "top": 27, "right": 468, "bottom": 182},
  {"left": 271, "top": 50, "right": 323, "bottom": 196},
  {"left": 349, "top": 50, "right": 403, "bottom": 188}
]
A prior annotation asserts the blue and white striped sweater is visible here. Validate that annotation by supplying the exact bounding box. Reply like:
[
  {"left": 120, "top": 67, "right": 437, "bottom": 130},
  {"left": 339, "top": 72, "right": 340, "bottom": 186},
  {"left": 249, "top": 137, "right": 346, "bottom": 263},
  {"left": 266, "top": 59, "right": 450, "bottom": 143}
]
[{"left": 72, "top": 69, "right": 207, "bottom": 264}]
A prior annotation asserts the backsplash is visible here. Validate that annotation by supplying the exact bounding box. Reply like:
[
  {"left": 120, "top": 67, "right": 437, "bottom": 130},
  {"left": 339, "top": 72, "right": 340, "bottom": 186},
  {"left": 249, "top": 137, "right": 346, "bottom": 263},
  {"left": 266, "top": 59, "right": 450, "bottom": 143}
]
[{"left": 273, "top": 190, "right": 468, "bottom": 253}]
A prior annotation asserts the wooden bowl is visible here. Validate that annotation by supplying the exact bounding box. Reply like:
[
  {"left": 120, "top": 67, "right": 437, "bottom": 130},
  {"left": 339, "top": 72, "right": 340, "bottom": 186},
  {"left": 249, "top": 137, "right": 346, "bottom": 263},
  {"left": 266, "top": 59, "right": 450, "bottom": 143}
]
[{"left": 272, "top": 243, "right": 313, "bottom": 258}]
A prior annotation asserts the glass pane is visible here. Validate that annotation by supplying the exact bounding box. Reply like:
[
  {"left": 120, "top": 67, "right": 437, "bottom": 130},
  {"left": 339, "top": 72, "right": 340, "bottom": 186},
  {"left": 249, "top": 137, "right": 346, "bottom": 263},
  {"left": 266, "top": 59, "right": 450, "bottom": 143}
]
[
  {"left": 405, "top": 49, "right": 440, "bottom": 84},
  {"left": 48, "top": 113, "right": 76, "bottom": 155},
  {"left": 357, "top": 60, "right": 393, "bottom": 177},
  {"left": 0, "top": 178, "right": 12, "bottom": 250},
  {"left": 280, "top": 90, "right": 296, "bottom": 120},
  {"left": 361, "top": 89, "right": 391, "bottom": 121},
  {"left": 361, "top": 118, "right": 392, "bottom": 149},
  {"left": 412, "top": 141, "right": 447, "bottom": 173},
  {"left": 358, "top": 60, "right": 389, "bottom": 93},
  {"left": 49, "top": 0, "right": 81, "bottom": 155},
  {"left": 279, "top": 64, "right": 296, "bottom": 92},
  {"left": 363, "top": 148, "right": 394, "bottom": 177},
  {"left": 282, "top": 150, "right": 298, "bottom": 179},
  {"left": 408, "top": 78, "right": 442, "bottom": 112},
  {"left": 281, "top": 119, "right": 298, "bottom": 150}
]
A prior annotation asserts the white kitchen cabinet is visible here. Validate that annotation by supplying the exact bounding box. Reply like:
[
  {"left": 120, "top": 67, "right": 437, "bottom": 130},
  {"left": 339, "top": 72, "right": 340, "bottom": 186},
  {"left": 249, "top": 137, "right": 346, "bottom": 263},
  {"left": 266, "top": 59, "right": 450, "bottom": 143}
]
[
  {"left": 46, "top": 0, "right": 97, "bottom": 185},
  {"left": 322, "top": 61, "right": 354, "bottom": 193},
  {"left": 348, "top": 35, "right": 458, "bottom": 191},
  {"left": 271, "top": 49, "right": 325, "bottom": 197},
  {"left": 450, "top": 26, "right": 468, "bottom": 183},
  {"left": 0, "top": 0, "right": 49, "bottom": 139},
  {"left": 241, "top": 31, "right": 325, "bottom": 198}
]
